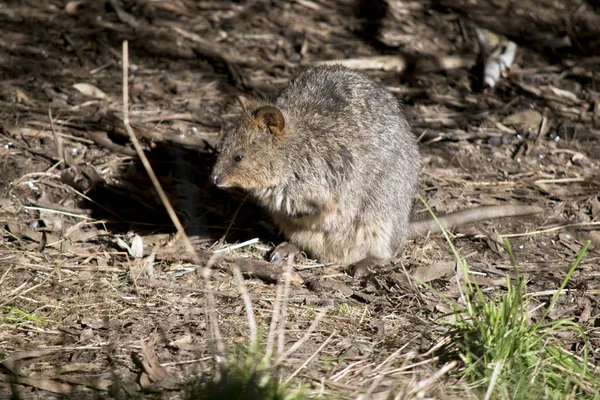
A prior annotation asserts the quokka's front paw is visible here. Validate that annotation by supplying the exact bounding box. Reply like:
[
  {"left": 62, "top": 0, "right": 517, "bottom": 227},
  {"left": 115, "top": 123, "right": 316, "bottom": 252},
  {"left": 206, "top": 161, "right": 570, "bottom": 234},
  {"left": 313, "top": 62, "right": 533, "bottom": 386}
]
[{"left": 269, "top": 241, "right": 301, "bottom": 263}]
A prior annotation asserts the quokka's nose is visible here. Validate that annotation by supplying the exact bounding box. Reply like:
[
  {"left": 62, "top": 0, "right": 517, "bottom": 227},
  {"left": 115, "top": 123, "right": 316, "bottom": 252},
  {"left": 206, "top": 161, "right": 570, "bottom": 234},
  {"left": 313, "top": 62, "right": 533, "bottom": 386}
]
[{"left": 212, "top": 173, "right": 220, "bottom": 186}]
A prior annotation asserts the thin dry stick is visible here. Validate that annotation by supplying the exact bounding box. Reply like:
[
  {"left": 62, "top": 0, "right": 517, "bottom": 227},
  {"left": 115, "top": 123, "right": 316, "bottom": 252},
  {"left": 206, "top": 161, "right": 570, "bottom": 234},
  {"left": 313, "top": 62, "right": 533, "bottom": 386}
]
[
  {"left": 9, "top": 172, "right": 62, "bottom": 192},
  {"left": 277, "top": 256, "right": 294, "bottom": 357},
  {"left": 527, "top": 288, "right": 574, "bottom": 297},
  {"left": 48, "top": 109, "right": 64, "bottom": 168},
  {"left": 382, "top": 356, "right": 436, "bottom": 376},
  {"left": 484, "top": 360, "right": 503, "bottom": 400},
  {"left": 0, "top": 265, "right": 13, "bottom": 287},
  {"left": 214, "top": 237, "right": 259, "bottom": 253},
  {"left": 358, "top": 304, "right": 368, "bottom": 324},
  {"left": 220, "top": 193, "right": 249, "bottom": 244},
  {"left": 2, "top": 281, "right": 27, "bottom": 299},
  {"left": 385, "top": 352, "right": 420, "bottom": 399},
  {"left": 24, "top": 206, "right": 91, "bottom": 220},
  {"left": 46, "top": 160, "right": 64, "bottom": 174},
  {"left": 534, "top": 178, "right": 586, "bottom": 184},
  {"left": 0, "top": 261, "right": 65, "bottom": 307},
  {"left": 264, "top": 276, "right": 285, "bottom": 364},
  {"left": 2, "top": 228, "right": 29, "bottom": 247},
  {"left": 121, "top": 40, "right": 201, "bottom": 264},
  {"left": 500, "top": 220, "right": 600, "bottom": 238},
  {"left": 273, "top": 306, "right": 328, "bottom": 367},
  {"left": 364, "top": 370, "right": 391, "bottom": 398},
  {"left": 405, "top": 361, "right": 457, "bottom": 398},
  {"left": 330, "top": 360, "right": 366, "bottom": 381},
  {"left": 205, "top": 254, "right": 226, "bottom": 360},
  {"left": 284, "top": 329, "right": 336, "bottom": 383},
  {"left": 232, "top": 265, "right": 258, "bottom": 354},
  {"left": 372, "top": 342, "right": 412, "bottom": 374}
]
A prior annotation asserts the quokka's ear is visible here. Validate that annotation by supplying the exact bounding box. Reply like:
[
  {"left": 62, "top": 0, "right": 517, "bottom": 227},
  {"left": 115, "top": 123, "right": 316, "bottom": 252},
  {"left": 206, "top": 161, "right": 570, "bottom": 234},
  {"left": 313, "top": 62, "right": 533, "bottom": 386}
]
[
  {"left": 253, "top": 106, "right": 285, "bottom": 135},
  {"left": 236, "top": 95, "right": 255, "bottom": 112}
]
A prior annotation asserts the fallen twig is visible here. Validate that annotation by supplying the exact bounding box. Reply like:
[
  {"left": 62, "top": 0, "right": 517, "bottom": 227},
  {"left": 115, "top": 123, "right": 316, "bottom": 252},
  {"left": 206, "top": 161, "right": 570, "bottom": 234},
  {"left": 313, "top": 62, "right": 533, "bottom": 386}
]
[{"left": 121, "top": 41, "right": 202, "bottom": 265}]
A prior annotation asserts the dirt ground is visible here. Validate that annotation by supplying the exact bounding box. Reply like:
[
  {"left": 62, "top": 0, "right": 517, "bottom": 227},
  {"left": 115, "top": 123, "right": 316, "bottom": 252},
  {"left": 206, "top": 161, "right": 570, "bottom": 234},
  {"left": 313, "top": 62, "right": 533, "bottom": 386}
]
[{"left": 1, "top": 0, "right": 600, "bottom": 398}]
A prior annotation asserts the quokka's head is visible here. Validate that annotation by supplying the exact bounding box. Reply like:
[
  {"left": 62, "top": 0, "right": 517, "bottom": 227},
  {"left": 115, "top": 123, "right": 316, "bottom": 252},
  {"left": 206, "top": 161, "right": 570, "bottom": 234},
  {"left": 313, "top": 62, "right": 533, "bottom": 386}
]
[{"left": 212, "top": 102, "right": 290, "bottom": 192}]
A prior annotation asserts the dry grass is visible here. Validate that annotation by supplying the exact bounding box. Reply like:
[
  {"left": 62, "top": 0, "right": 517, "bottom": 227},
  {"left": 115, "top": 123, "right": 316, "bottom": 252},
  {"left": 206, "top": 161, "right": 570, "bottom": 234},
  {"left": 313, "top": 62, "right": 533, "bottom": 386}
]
[{"left": 1, "top": 0, "right": 600, "bottom": 399}]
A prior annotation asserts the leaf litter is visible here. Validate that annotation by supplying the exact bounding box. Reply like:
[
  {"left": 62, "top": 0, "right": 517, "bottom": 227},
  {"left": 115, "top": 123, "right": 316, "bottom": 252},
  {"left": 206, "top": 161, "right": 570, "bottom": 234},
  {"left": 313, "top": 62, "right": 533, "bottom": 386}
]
[{"left": 0, "top": 0, "right": 599, "bottom": 398}]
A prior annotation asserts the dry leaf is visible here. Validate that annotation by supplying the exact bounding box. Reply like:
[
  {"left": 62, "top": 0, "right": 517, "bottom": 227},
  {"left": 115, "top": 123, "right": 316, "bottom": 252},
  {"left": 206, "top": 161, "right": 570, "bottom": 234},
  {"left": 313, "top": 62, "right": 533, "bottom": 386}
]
[
  {"left": 502, "top": 109, "right": 542, "bottom": 131},
  {"left": 550, "top": 86, "right": 579, "bottom": 102},
  {"left": 486, "top": 230, "right": 505, "bottom": 256},
  {"left": 8, "top": 222, "right": 43, "bottom": 242},
  {"left": 591, "top": 196, "right": 600, "bottom": 221},
  {"left": 411, "top": 261, "right": 455, "bottom": 282},
  {"left": 73, "top": 83, "right": 107, "bottom": 99},
  {"left": 65, "top": 0, "right": 84, "bottom": 13},
  {"left": 0, "top": 375, "right": 72, "bottom": 394},
  {"left": 579, "top": 296, "right": 593, "bottom": 323},
  {"left": 40, "top": 210, "right": 63, "bottom": 232},
  {"left": 139, "top": 338, "right": 180, "bottom": 389},
  {"left": 169, "top": 335, "right": 203, "bottom": 351},
  {"left": 1, "top": 349, "right": 60, "bottom": 374},
  {"left": 15, "top": 88, "right": 30, "bottom": 103},
  {"left": 143, "top": 249, "right": 157, "bottom": 277},
  {"left": 580, "top": 231, "right": 600, "bottom": 252}
]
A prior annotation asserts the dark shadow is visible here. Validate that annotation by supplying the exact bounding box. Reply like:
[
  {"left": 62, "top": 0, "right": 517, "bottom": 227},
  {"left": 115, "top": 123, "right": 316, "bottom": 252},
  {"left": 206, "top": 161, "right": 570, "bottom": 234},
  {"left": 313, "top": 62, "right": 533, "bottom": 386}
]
[
  {"left": 81, "top": 142, "right": 276, "bottom": 244},
  {"left": 353, "top": 0, "right": 390, "bottom": 50}
]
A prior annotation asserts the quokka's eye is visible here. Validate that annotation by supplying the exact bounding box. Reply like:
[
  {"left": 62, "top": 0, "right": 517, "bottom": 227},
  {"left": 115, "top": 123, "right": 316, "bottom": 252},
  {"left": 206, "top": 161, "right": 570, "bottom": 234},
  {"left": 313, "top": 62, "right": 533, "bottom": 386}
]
[{"left": 233, "top": 154, "right": 245, "bottom": 162}]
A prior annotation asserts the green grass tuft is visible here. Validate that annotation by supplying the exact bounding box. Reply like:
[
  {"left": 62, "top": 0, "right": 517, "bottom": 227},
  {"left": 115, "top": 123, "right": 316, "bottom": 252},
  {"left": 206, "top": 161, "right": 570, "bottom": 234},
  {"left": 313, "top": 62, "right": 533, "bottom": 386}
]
[
  {"left": 438, "top": 240, "right": 597, "bottom": 399},
  {"left": 416, "top": 196, "right": 599, "bottom": 399},
  {"left": 186, "top": 350, "right": 312, "bottom": 400}
]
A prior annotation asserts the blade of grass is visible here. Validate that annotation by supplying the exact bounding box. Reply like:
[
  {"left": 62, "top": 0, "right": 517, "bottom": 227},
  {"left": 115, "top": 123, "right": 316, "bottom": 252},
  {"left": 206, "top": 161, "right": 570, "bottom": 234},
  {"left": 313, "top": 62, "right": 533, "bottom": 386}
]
[{"left": 538, "top": 241, "right": 590, "bottom": 324}]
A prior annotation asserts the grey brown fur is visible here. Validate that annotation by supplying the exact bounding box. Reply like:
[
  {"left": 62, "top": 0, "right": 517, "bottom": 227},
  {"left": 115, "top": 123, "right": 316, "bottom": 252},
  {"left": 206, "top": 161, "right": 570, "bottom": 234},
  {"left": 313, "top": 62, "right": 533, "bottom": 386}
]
[
  {"left": 212, "top": 65, "right": 541, "bottom": 265},
  {"left": 212, "top": 65, "right": 420, "bottom": 264}
]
